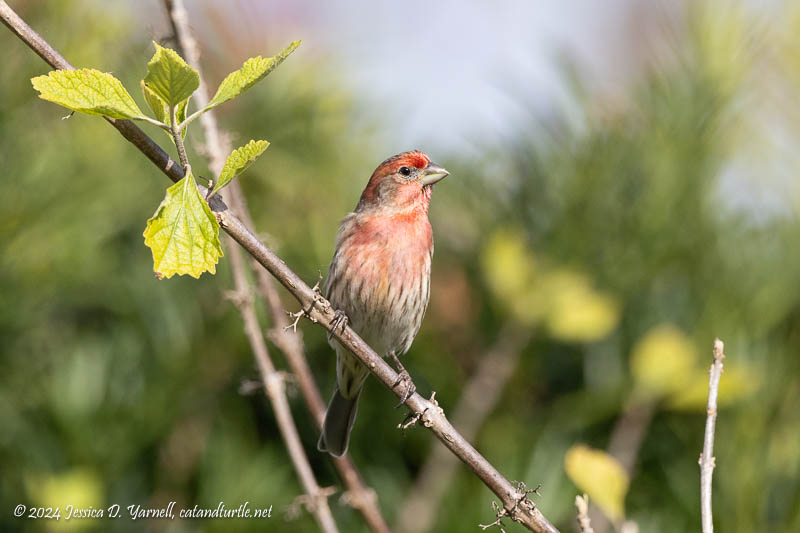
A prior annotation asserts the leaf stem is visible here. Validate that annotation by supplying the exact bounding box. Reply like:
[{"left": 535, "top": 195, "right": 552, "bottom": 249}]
[
  {"left": 178, "top": 107, "right": 204, "bottom": 131},
  {"left": 169, "top": 104, "right": 190, "bottom": 172},
  {"left": 140, "top": 114, "right": 171, "bottom": 130}
]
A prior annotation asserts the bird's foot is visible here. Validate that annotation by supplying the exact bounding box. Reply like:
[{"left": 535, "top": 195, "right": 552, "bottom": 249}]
[
  {"left": 390, "top": 351, "right": 416, "bottom": 407},
  {"left": 328, "top": 309, "right": 349, "bottom": 341}
]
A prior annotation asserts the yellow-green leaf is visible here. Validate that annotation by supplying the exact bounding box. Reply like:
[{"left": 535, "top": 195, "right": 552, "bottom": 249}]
[
  {"left": 205, "top": 41, "right": 301, "bottom": 111},
  {"left": 143, "top": 172, "right": 223, "bottom": 279},
  {"left": 480, "top": 229, "right": 545, "bottom": 325},
  {"left": 144, "top": 42, "right": 199, "bottom": 107},
  {"left": 26, "top": 468, "right": 103, "bottom": 519},
  {"left": 630, "top": 324, "right": 697, "bottom": 398},
  {"left": 565, "top": 444, "right": 629, "bottom": 522},
  {"left": 141, "top": 79, "right": 169, "bottom": 124},
  {"left": 31, "top": 69, "right": 147, "bottom": 119},
  {"left": 210, "top": 139, "right": 270, "bottom": 197},
  {"left": 142, "top": 80, "right": 188, "bottom": 142},
  {"left": 543, "top": 270, "right": 620, "bottom": 342}
]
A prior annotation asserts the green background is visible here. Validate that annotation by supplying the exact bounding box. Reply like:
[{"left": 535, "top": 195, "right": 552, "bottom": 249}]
[{"left": 1, "top": 1, "right": 798, "bottom": 532}]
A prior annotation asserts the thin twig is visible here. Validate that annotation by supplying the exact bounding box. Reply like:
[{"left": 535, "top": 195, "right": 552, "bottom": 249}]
[
  {"left": 227, "top": 243, "right": 338, "bottom": 533},
  {"left": 575, "top": 495, "right": 595, "bottom": 533},
  {"left": 2, "top": 5, "right": 560, "bottom": 531},
  {"left": 699, "top": 338, "right": 726, "bottom": 533},
  {"left": 398, "top": 326, "right": 530, "bottom": 533},
  {"left": 161, "top": 2, "right": 390, "bottom": 531}
]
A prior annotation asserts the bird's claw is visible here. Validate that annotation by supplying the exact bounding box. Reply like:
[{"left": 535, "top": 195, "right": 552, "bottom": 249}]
[
  {"left": 389, "top": 351, "right": 416, "bottom": 407},
  {"left": 328, "top": 309, "right": 349, "bottom": 340},
  {"left": 392, "top": 369, "right": 416, "bottom": 408}
]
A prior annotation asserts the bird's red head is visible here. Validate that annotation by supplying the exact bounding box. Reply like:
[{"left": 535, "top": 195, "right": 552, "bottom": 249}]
[{"left": 356, "top": 151, "right": 449, "bottom": 213}]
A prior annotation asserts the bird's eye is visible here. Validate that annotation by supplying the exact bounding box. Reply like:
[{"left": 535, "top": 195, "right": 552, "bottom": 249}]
[{"left": 399, "top": 166, "right": 411, "bottom": 176}]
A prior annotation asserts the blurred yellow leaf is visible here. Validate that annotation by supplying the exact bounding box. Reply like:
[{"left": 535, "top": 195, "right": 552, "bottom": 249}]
[
  {"left": 565, "top": 444, "right": 629, "bottom": 522},
  {"left": 543, "top": 270, "right": 620, "bottom": 342},
  {"left": 666, "top": 364, "right": 760, "bottom": 410},
  {"left": 25, "top": 468, "right": 103, "bottom": 530},
  {"left": 631, "top": 324, "right": 696, "bottom": 398},
  {"left": 481, "top": 229, "right": 543, "bottom": 325}
]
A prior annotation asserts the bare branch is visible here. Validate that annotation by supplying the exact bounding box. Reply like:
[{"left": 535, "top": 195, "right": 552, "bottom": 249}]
[
  {"left": 227, "top": 242, "right": 338, "bottom": 533},
  {"left": 575, "top": 495, "right": 595, "bottom": 533},
  {"left": 398, "top": 326, "right": 530, "bottom": 533},
  {"left": 2, "top": 4, "right": 560, "bottom": 531},
  {"left": 700, "top": 338, "right": 726, "bottom": 533}
]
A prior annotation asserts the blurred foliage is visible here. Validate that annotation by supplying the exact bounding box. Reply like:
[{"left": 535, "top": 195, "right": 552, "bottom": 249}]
[
  {"left": 1, "top": 1, "right": 799, "bottom": 533},
  {"left": 564, "top": 445, "right": 628, "bottom": 523}
]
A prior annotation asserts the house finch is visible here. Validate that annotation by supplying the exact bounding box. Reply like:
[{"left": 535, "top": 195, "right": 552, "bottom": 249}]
[{"left": 317, "top": 150, "right": 449, "bottom": 457}]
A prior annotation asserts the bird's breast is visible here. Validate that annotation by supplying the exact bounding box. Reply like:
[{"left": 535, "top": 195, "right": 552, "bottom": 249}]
[{"left": 326, "top": 211, "right": 433, "bottom": 355}]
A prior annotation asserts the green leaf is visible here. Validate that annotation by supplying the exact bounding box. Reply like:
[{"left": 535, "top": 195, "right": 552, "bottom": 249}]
[
  {"left": 144, "top": 42, "right": 199, "bottom": 108},
  {"left": 176, "top": 98, "right": 188, "bottom": 131},
  {"left": 204, "top": 41, "right": 300, "bottom": 111},
  {"left": 143, "top": 171, "right": 223, "bottom": 279},
  {"left": 31, "top": 69, "right": 148, "bottom": 119},
  {"left": 565, "top": 444, "right": 629, "bottom": 522},
  {"left": 142, "top": 81, "right": 188, "bottom": 141},
  {"left": 141, "top": 80, "right": 168, "bottom": 124},
  {"left": 211, "top": 140, "right": 270, "bottom": 196}
]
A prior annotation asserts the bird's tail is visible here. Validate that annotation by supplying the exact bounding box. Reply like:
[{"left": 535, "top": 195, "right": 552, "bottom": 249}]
[{"left": 317, "top": 386, "right": 361, "bottom": 457}]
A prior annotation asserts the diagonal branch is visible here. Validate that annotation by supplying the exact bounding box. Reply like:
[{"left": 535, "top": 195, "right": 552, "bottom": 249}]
[
  {"left": 699, "top": 338, "right": 726, "bottom": 533},
  {"left": 161, "top": 2, "right": 389, "bottom": 531},
  {"left": 398, "top": 325, "right": 530, "bottom": 533},
  {"left": 1, "top": 4, "right": 560, "bottom": 531}
]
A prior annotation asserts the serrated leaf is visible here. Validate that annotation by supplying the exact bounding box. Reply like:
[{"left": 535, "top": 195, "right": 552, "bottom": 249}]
[
  {"left": 144, "top": 42, "right": 199, "bottom": 107},
  {"left": 31, "top": 69, "right": 147, "bottom": 119},
  {"left": 204, "top": 40, "right": 300, "bottom": 111},
  {"left": 141, "top": 81, "right": 188, "bottom": 141},
  {"left": 143, "top": 171, "right": 223, "bottom": 279},
  {"left": 210, "top": 140, "right": 270, "bottom": 196},
  {"left": 565, "top": 444, "right": 629, "bottom": 522}
]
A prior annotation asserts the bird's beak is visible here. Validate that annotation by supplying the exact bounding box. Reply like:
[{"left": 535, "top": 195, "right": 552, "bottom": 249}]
[{"left": 419, "top": 162, "right": 449, "bottom": 186}]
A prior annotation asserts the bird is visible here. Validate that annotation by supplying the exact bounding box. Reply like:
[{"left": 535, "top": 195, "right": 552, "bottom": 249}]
[{"left": 317, "top": 150, "right": 449, "bottom": 457}]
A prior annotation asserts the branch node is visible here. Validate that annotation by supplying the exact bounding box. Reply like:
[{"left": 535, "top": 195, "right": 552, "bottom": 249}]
[
  {"left": 282, "top": 275, "right": 329, "bottom": 332},
  {"left": 285, "top": 485, "right": 338, "bottom": 520},
  {"left": 339, "top": 487, "right": 378, "bottom": 510},
  {"left": 480, "top": 481, "right": 540, "bottom": 532},
  {"left": 575, "top": 494, "right": 595, "bottom": 533},
  {"left": 396, "top": 391, "right": 439, "bottom": 432},
  {"left": 224, "top": 288, "right": 252, "bottom": 309},
  {"left": 238, "top": 378, "right": 262, "bottom": 396}
]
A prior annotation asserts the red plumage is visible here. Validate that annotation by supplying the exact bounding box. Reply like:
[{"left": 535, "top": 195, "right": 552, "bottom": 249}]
[{"left": 318, "top": 150, "right": 449, "bottom": 456}]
